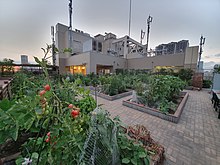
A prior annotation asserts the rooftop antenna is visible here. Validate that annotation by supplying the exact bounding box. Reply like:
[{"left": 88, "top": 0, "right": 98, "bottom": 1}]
[
  {"left": 146, "top": 15, "right": 153, "bottom": 56},
  {"left": 198, "top": 35, "right": 205, "bottom": 71},
  {"left": 68, "top": 0, "right": 73, "bottom": 52},
  {"left": 140, "top": 29, "right": 145, "bottom": 44},
  {"left": 128, "top": 0, "right": 132, "bottom": 37},
  {"left": 69, "top": 0, "right": 73, "bottom": 30}
]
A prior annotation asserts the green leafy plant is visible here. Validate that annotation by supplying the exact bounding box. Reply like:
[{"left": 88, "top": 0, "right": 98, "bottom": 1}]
[
  {"left": 134, "top": 75, "right": 185, "bottom": 113},
  {"left": 177, "top": 68, "right": 193, "bottom": 85},
  {"left": 101, "top": 74, "right": 126, "bottom": 96},
  {"left": 202, "top": 79, "right": 212, "bottom": 88}
]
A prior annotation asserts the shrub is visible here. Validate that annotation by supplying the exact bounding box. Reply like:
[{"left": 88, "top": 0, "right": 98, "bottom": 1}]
[
  {"left": 203, "top": 79, "right": 212, "bottom": 88},
  {"left": 177, "top": 68, "right": 193, "bottom": 84}
]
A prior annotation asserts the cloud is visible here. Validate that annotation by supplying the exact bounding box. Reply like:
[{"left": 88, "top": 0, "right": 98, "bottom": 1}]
[
  {"left": 203, "top": 61, "right": 216, "bottom": 70},
  {"left": 214, "top": 53, "right": 220, "bottom": 57},
  {"left": 203, "top": 53, "right": 220, "bottom": 59},
  {"left": 204, "top": 56, "right": 210, "bottom": 58}
]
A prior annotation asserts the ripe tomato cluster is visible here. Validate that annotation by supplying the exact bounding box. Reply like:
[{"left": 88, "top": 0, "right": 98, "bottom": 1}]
[
  {"left": 39, "top": 84, "right": 51, "bottom": 96},
  {"left": 45, "top": 132, "right": 57, "bottom": 146},
  {"left": 38, "top": 84, "right": 51, "bottom": 115},
  {"left": 68, "top": 104, "right": 80, "bottom": 118},
  {"left": 45, "top": 132, "right": 51, "bottom": 143}
]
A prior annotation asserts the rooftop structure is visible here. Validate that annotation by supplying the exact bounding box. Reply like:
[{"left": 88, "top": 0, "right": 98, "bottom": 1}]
[
  {"left": 155, "top": 40, "right": 189, "bottom": 55},
  {"left": 20, "top": 55, "right": 28, "bottom": 64},
  {"left": 54, "top": 23, "right": 199, "bottom": 75}
]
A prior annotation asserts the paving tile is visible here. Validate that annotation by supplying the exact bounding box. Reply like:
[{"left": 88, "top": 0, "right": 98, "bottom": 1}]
[{"left": 96, "top": 90, "right": 220, "bottom": 164}]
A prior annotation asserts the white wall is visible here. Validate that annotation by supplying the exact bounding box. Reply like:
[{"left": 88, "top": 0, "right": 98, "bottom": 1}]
[
  {"left": 90, "top": 52, "right": 126, "bottom": 73},
  {"left": 184, "top": 46, "right": 199, "bottom": 66},
  {"left": 213, "top": 73, "right": 220, "bottom": 90},
  {"left": 128, "top": 53, "right": 185, "bottom": 70},
  {"left": 83, "top": 39, "right": 92, "bottom": 52},
  {"left": 65, "top": 52, "right": 91, "bottom": 74},
  {"left": 127, "top": 52, "right": 144, "bottom": 59}
]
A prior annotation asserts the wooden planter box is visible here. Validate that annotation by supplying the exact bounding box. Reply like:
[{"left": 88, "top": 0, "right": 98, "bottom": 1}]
[
  {"left": 87, "top": 86, "right": 133, "bottom": 101},
  {"left": 123, "top": 92, "right": 189, "bottom": 123},
  {"left": 0, "top": 78, "right": 13, "bottom": 100},
  {"left": 122, "top": 125, "right": 165, "bottom": 165}
]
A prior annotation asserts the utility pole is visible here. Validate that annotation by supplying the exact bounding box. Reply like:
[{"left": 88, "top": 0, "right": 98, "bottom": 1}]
[
  {"left": 146, "top": 15, "right": 153, "bottom": 56},
  {"left": 198, "top": 35, "right": 205, "bottom": 71},
  {"left": 128, "top": 0, "right": 132, "bottom": 37},
  {"left": 68, "top": 0, "right": 73, "bottom": 52},
  {"left": 51, "top": 26, "right": 56, "bottom": 66}
]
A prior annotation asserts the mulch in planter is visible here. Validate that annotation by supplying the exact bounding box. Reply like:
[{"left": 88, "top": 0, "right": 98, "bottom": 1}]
[
  {"left": 0, "top": 132, "right": 37, "bottom": 164},
  {"left": 122, "top": 125, "right": 165, "bottom": 165}
]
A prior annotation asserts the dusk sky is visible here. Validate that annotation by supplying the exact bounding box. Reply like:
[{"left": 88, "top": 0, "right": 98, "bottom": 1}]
[{"left": 0, "top": 0, "right": 219, "bottom": 69}]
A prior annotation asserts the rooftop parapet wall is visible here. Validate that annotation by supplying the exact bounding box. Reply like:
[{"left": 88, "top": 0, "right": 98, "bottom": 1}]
[{"left": 127, "top": 53, "right": 185, "bottom": 70}]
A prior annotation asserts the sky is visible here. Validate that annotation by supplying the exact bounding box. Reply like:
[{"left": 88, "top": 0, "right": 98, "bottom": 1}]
[{"left": 0, "top": 0, "right": 219, "bottom": 69}]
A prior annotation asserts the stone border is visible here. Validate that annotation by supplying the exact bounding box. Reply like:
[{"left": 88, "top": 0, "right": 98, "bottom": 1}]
[
  {"left": 122, "top": 92, "right": 189, "bottom": 123},
  {"left": 89, "top": 87, "right": 133, "bottom": 101}
]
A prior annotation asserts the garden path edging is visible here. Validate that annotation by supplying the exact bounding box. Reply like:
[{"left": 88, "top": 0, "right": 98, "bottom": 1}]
[
  {"left": 122, "top": 92, "right": 189, "bottom": 123},
  {"left": 87, "top": 86, "right": 133, "bottom": 101}
]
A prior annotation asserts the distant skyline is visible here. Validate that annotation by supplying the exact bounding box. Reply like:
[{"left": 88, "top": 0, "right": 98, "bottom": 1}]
[{"left": 0, "top": 0, "right": 219, "bottom": 69}]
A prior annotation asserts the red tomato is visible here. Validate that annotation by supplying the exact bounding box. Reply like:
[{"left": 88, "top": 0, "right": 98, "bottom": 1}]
[
  {"left": 71, "top": 110, "right": 80, "bottom": 118},
  {"left": 39, "top": 90, "right": 46, "bottom": 96},
  {"left": 47, "top": 132, "right": 51, "bottom": 137},
  {"left": 44, "top": 84, "right": 51, "bottom": 91},
  {"left": 45, "top": 138, "right": 50, "bottom": 143},
  {"left": 68, "top": 104, "right": 73, "bottom": 109},
  {"left": 73, "top": 115, "right": 78, "bottom": 119}
]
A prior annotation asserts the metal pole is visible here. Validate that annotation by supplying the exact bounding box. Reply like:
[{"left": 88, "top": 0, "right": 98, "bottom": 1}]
[
  {"left": 51, "top": 26, "right": 55, "bottom": 66},
  {"left": 128, "top": 0, "right": 132, "bottom": 37},
  {"left": 146, "top": 15, "right": 153, "bottom": 56},
  {"left": 198, "top": 35, "right": 205, "bottom": 71},
  {"left": 69, "top": 0, "right": 72, "bottom": 30},
  {"left": 69, "top": 0, "right": 73, "bottom": 52}
]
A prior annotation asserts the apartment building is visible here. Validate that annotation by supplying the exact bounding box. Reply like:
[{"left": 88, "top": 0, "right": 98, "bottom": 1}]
[{"left": 55, "top": 23, "right": 199, "bottom": 75}]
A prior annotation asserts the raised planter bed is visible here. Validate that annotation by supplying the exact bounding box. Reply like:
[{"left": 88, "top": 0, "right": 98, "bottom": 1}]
[
  {"left": 123, "top": 92, "right": 189, "bottom": 123},
  {"left": 123, "top": 125, "right": 164, "bottom": 165},
  {"left": 87, "top": 86, "right": 133, "bottom": 101},
  {"left": 0, "top": 78, "right": 13, "bottom": 100},
  {"left": 0, "top": 132, "right": 37, "bottom": 164}
]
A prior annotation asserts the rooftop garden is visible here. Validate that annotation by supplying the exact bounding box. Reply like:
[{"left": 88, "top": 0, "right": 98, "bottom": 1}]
[{"left": 0, "top": 57, "right": 165, "bottom": 165}]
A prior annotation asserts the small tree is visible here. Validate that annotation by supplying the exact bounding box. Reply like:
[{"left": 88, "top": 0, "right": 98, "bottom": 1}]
[{"left": 0, "top": 58, "right": 14, "bottom": 75}]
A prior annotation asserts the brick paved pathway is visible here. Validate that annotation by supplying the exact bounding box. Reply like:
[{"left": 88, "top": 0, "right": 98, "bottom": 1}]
[{"left": 96, "top": 90, "right": 220, "bottom": 165}]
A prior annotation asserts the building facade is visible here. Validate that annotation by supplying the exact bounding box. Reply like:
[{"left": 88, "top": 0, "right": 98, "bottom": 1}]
[{"left": 55, "top": 23, "right": 199, "bottom": 75}]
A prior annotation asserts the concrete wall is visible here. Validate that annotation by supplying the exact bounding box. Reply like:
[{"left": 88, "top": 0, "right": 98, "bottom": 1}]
[
  {"left": 89, "top": 52, "right": 126, "bottom": 73},
  {"left": 65, "top": 52, "right": 91, "bottom": 74},
  {"left": 55, "top": 23, "right": 69, "bottom": 53},
  {"left": 102, "top": 39, "right": 115, "bottom": 54},
  {"left": 127, "top": 52, "right": 144, "bottom": 59},
  {"left": 56, "top": 23, "right": 92, "bottom": 55},
  {"left": 83, "top": 39, "right": 92, "bottom": 52},
  {"left": 68, "top": 30, "right": 92, "bottom": 54},
  {"left": 58, "top": 58, "right": 67, "bottom": 74},
  {"left": 127, "top": 53, "right": 185, "bottom": 70},
  {"left": 184, "top": 46, "right": 199, "bottom": 70}
]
